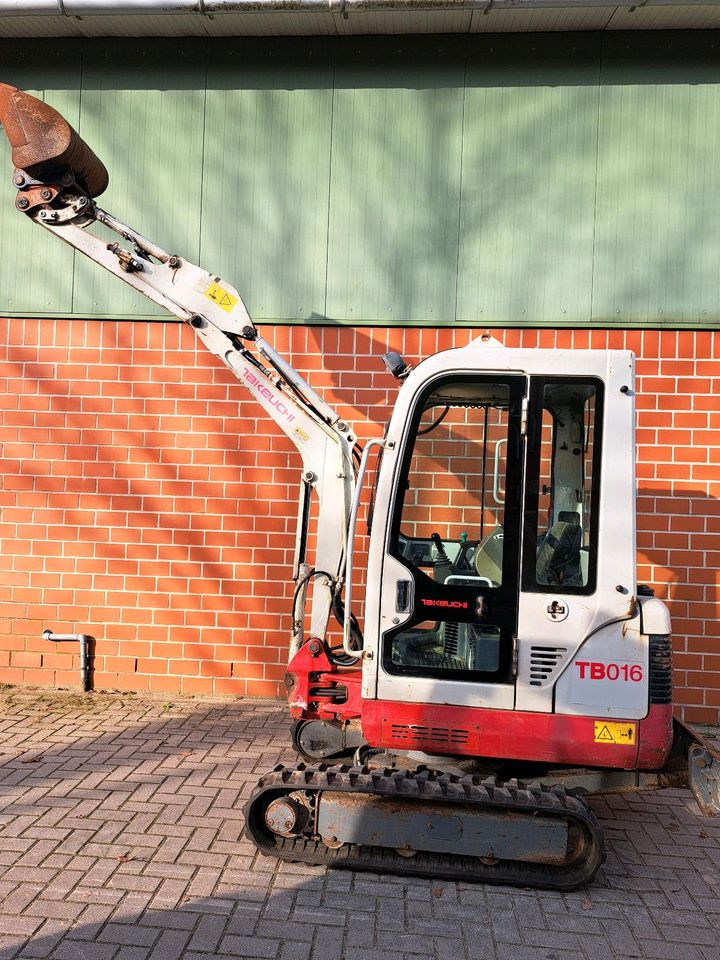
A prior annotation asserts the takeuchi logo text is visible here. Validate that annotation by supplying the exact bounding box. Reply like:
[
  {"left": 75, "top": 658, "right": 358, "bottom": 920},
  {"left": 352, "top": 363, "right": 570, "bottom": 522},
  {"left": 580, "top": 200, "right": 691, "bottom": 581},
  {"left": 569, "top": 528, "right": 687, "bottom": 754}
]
[
  {"left": 420, "top": 598, "right": 469, "bottom": 609},
  {"left": 242, "top": 367, "right": 296, "bottom": 424}
]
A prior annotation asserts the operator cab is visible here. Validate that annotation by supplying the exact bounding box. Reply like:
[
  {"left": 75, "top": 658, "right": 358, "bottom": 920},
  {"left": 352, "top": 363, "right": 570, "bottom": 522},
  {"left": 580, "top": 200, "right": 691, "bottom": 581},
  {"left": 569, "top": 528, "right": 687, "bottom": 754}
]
[
  {"left": 365, "top": 339, "right": 633, "bottom": 715},
  {"left": 386, "top": 374, "right": 601, "bottom": 681}
]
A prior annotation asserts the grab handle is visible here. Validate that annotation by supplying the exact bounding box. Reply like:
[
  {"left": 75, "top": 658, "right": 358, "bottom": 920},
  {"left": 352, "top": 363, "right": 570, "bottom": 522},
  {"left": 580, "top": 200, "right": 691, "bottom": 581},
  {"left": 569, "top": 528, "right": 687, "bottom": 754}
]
[{"left": 343, "top": 437, "right": 385, "bottom": 658}]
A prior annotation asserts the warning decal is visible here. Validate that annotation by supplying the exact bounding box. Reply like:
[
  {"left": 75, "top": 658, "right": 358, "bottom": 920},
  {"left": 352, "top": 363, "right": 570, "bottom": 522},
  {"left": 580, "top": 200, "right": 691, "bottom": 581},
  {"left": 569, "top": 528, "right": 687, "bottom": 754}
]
[
  {"left": 594, "top": 721, "right": 636, "bottom": 745},
  {"left": 204, "top": 281, "right": 238, "bottom": 313}
]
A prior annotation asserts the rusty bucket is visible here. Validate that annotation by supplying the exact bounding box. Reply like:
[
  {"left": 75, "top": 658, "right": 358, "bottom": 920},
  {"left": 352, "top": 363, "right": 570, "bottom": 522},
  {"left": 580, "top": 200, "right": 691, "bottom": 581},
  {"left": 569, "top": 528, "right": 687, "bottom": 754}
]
[{"left": 0, "top": 83, "right": 108, "bottom": 198}]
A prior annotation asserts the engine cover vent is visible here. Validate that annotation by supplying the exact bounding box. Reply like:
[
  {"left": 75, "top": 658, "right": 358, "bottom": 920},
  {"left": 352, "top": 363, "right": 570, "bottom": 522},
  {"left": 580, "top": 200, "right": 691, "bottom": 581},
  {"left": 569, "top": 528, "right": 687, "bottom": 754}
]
[
  {"left": 387, "top": 723, "right": 470, "bottom": 747},
  {"left": 529, "top": 646, "right": 567, "bottom": 686},
  {"left": 648, "top": 634, "right": 672, "bottom": 704}
]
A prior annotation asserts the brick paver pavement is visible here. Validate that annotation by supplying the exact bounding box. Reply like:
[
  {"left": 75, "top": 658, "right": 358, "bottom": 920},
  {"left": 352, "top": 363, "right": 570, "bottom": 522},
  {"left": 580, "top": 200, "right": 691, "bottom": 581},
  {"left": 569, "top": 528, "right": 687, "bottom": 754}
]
[{"left": 0, "top": 688, "right": 718, "bottom": 960}]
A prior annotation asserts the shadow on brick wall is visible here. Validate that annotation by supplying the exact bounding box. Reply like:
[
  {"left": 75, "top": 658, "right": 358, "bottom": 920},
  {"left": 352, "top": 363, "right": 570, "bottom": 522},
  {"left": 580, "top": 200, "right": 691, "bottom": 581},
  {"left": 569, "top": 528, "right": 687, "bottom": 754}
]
[{"left": 637, "top": 487, "right": 720, "bottom": 725}]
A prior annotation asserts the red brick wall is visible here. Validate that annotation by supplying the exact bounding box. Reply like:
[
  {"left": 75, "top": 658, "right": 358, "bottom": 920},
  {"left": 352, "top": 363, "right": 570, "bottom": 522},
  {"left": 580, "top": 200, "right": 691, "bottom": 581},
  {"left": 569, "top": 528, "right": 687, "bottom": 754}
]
[
  {"left": 1, "top": 320, "right": 718, "bottom": 724},
  {"left": 402, "top": 403, "right": 507, "bottom": 542}
]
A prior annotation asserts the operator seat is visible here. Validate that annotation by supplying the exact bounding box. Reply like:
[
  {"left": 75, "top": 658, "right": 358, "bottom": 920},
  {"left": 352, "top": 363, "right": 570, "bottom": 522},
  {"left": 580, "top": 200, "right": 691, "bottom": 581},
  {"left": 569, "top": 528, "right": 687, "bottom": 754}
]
[
  {"left": 536, "top": 511, "right": 583, "bottom": 587},
  {"left": 473, "top": 525, "right": 504, "bottom": 585}
]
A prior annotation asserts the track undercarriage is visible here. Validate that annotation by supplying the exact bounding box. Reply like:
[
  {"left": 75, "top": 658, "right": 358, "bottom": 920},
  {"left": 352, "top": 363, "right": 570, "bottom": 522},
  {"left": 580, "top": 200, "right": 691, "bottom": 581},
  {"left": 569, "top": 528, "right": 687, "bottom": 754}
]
[{"left": 244, "top": 762, "right": 605, "bottom": 890}]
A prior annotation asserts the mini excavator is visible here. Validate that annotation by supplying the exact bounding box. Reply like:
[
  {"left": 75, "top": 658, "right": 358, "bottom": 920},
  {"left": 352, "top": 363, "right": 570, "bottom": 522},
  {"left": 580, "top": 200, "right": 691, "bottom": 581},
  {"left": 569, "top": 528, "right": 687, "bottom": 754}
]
[{"left": 1, "top": 85, "right": 718, "bottom": 891}]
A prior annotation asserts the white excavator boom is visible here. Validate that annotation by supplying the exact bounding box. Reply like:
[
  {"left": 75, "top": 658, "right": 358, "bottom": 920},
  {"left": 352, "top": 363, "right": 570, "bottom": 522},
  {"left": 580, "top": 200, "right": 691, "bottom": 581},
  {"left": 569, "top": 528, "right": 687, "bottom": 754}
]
[{"left": 0, "top": 83, "right": 359, "bottom": 656}]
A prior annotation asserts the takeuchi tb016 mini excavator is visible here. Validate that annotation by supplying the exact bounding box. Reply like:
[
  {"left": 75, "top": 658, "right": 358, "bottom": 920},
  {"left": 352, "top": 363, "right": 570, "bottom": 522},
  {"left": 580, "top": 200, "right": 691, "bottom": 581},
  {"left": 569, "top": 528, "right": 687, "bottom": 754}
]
[{"left": 1, "top": 85, "right": 718, "bottom": 891}]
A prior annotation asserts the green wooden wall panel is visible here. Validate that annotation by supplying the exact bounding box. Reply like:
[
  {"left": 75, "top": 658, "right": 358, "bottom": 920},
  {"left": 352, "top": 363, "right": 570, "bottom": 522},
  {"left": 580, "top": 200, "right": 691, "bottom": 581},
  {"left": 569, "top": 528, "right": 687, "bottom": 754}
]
[
  {"left": 457, "top": 35, "right": 600, "bottom": 325},
  {"left": 201, "top": 41, "right": 333, "bottom": 322},
  {"left": 0, "top": 43, "right": 82, "bottom": 315},
  {"left": 72, "top": 41, "right": 206, "bottom": 317},
  {"left": 326, "top": 42, "right": 464, "bottom": 323},
  {"left": 592, "top": 34, "right": 720, "bottom": 325},
  {"left": 2, "top": 34, "right": 720, "bottom": 328}
]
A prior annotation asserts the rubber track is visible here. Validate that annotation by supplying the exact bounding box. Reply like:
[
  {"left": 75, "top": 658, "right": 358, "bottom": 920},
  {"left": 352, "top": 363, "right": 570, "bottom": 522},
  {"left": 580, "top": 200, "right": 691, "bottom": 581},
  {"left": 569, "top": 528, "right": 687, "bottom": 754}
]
[{"left": 243, "top": 763, "right": 606, "bottom": 890}]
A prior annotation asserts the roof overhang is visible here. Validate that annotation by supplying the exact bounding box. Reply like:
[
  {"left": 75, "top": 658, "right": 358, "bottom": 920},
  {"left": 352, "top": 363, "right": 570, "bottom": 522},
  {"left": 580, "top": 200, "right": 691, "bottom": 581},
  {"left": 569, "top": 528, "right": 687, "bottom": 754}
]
[{"left": 2, "top": 0, "right": 720, "bottom": 36}]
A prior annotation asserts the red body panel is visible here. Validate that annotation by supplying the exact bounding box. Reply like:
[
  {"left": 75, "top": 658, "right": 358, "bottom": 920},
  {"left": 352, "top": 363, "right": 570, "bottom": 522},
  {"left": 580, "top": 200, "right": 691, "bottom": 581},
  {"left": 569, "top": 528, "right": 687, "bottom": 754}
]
[
  {"left": 285, "top": 642, "right": 362, "bottom": 721},
  {"left": 635, "top": 702, "right": 674, "bottom": 769},
  {"left": 361, "top": 700, "right": 674, "bottom": 771},
  {"left": 286, "top": 643, "right": 673, "bottom": 771}
]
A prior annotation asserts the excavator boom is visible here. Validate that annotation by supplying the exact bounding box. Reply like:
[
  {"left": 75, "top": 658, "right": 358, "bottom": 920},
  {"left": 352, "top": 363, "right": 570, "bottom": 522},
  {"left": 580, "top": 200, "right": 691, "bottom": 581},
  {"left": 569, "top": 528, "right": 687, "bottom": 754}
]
[{"left": 0, "top": 83, "right": 357, "bottom": 655}]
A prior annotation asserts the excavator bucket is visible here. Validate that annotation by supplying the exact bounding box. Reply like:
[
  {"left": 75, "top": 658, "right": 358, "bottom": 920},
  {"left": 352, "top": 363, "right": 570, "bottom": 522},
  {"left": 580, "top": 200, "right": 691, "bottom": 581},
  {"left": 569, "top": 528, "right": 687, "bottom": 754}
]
[{"left": 0, "top": 83, "right": 108, "bottom": 198}]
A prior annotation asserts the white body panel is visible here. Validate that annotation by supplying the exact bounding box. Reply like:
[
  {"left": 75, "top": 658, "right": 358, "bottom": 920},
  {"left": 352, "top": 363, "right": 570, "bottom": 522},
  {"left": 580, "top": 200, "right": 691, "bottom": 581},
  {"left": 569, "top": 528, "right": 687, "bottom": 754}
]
[
  {"left": 639, "top": 596, "right": 672, "bottom": 636},
  {"left": 553, "top": 612, "right": 648, "bottom": 719}
]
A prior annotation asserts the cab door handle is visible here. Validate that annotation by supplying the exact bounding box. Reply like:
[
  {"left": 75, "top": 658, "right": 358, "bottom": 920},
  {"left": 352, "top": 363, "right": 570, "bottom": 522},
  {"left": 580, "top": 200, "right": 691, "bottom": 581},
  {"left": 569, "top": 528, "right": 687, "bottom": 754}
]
[{"left": 396, "top": 579, "right": 414, "bottom": 613}]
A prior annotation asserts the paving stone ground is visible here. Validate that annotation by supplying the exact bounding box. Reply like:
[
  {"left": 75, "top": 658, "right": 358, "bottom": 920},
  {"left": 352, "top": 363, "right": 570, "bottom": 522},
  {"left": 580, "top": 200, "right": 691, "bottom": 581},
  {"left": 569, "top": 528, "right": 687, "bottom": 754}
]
[{"left": 0, "top": 688, "right": 718, "bottom": 960}]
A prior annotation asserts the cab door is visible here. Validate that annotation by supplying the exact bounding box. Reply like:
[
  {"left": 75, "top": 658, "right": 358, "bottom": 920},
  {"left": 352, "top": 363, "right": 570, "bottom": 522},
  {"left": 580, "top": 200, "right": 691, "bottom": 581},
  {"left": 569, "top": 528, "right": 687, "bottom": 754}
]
[
  {"left": 514, "top": 360, "right": 643, "bottom": 717},
  {"left": 374, "top": 373, "right": 526, "bottom": 709}
]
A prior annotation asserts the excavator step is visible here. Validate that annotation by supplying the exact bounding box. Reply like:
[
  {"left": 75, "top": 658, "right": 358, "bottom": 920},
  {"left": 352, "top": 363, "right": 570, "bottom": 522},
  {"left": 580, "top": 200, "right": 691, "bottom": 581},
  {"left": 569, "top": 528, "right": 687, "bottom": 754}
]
[{"left": 243, "top": 763, "right": 606, "bottom": 890}]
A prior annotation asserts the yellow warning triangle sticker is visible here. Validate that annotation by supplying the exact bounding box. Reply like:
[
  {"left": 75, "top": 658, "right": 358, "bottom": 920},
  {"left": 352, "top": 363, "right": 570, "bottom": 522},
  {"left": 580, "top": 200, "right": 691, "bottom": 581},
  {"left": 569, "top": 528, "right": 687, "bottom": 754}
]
[
  {"left": 204, "top": 281, "right": 239, "bottom": 313},
  {"left": 594, "top": 720, "right": 637, "bottom": 745}
]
